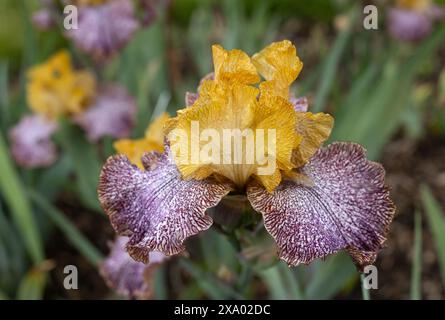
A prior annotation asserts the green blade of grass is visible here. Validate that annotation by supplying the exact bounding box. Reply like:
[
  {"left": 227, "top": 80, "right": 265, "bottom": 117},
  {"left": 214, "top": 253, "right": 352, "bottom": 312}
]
[
  {"left": 29, "top": 190, "right": 103, "bottom": 266},
  {"left": 0, "top": 62, "right": 9, "bottom": 129},
  {"left": 258, "top": 263, "right": 304, "bottom": 299},
  {"left": 0, "top": 132, "right": 44, "bottom": 264},
  {"left": 16, "top": 267, "right": 47, "bottom": 300},
  {"left": 360, "top": 273, "right": 370, "bottom": 300},
  {"left": 332, "top": 24, "right": 445, "bottom": 160},
  {"left": 36, "top": 154, "right": 72, "bottom": 200},
  {"left": 56, "top": 119, "right": 102, "bottom": 212},
  {"left": 0, "top": 202, "right": 26, "bottom": 292},
  {"left": 420, "top": 185, "right": 445, "bottom": 287},
  {"left": 0, "top": 289, "right": 9, "bottom": 300},
  {"left": 312, "top": 10, "right": 354, "bottom": 112},
  {"left": 305, "top": 252, "right": 356, "bottom": 299},
  {"left": 179, "top": 259, "right": 243, "bottom": 300},
  {"left": 410, "top": 211, "right": 422, "bottom": 300},
  {"left": 258, "top": 264, "right": 289, "bottom": 299}
]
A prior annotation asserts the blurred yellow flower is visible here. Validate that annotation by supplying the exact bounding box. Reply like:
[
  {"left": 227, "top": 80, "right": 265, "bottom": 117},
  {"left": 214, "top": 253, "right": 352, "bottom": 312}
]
[
  {"left": 396, "top": 0, "right": 430, "bottom": 11},
  {"left": 74, "top": 0, "right": 110, "bottom": 6},
  {"left": 166, "top": 40, "right": 333, "bottom": 192},
  {"left": 114, "top": 112, "right": 170, "bottom": 169},
  {"left": 26, "top": 50, "right": 96, "bottom": 119}
]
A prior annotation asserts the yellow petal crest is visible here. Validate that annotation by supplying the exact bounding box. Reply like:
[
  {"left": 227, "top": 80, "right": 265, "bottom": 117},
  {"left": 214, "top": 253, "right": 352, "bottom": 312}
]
[
  {"left": 166, "top": 41, "right": 333, "bottom": 192},
  {"left": 144, "top": 112, "right": 170, "bottom": 146},
  {"left": 292, "top": 112, "right": 334, "bottom": 167},
  {"left": 212, "top": 45, "right": 260, "bottom": 85},
  {"left": 252, "top": 40, "right": 303, "bottom": 98},
  {"left": 167, "top": 82, "right": 299, "bottom": 191},
  {"left": 115, "top": 113, "right": 170, "bottom": 169},
  {"left": 113, "top": 139, "right": 163, "bottom": 169}
]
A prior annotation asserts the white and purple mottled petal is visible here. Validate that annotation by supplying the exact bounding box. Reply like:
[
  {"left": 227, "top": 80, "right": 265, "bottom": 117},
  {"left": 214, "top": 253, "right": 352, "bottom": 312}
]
[
  {"left": 66, "top": 0, "right": 140, "bottom": 59},
  {"left": 247, "top": 142, "right": 395, "bottom": 270},
  {"left": 100, "top": 236, "right": 167, "bottom": 299},
  {"left": 98, "top": 150, "right": 232, "bottom": 263},
  {"left": 9, "top": 114, "right": 58, "bottom": 168},
  {"left": 388, "top": 8, "right": 432, "bottom": 42},
  {"left": 289, "top": 95, "right": 308, "bottom": 112},
  {"left": 74, "top": 85, "right": 136, "bottom": 142}
]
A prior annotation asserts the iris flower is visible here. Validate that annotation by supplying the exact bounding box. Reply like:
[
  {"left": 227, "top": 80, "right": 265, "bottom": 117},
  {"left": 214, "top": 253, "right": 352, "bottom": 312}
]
[
  {"left": 10, "top": 50, "right": 136, "bottom": 168},
  {"left": 65, "top": 0, "right": 142, "bottom": 60},
  {"left": 9, "top": 115, "right": 58, "bottom": 168},
  {"left": 388, "top": 0, "right": 445, "bottom": 42},
  {"left": 74, "top": 85, "right": 137, "bottom": 142},
  {"left": 9, "top": 50, "right": 94, "bottom": 168},
  {"left": 100, "top": 236, "right": 167, "bottom": 299},
  {"left": 98, "top": 40, "right": 395, "bottom": 270},
  {"left": 26, "top": 50, "right": 96, "bottom": 119}
]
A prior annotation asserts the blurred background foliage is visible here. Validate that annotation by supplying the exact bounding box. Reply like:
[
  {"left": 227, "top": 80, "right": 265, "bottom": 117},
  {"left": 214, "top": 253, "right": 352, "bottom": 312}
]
[{"left": 1, "top": 0, "right": 445, "bottom": 299}]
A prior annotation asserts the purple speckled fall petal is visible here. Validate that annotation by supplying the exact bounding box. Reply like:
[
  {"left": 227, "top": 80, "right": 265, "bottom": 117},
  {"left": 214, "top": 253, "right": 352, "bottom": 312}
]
[
  {"left": 98, "top": 149, "right": 232, "bottom": 262},
  {"left": 66, "top": 0, "right": 139, "bottom": 60},
  {"left": 74, "top": 85, "right": 136, "bottom": 142},
  {"left": 289, "top": 95, "right": 308, "bottom": 112},
  {"left": 388, "top": 8, "right": 432, "bottom": 42},
  {"left": 247, "top": 142, "right": 395, "bottom": 270},
  {"left": 9, "top": 114, "right": 58, "bottom": 168},
  {"left": 100, "top": 236, "right": 167, "bottom": 299}
]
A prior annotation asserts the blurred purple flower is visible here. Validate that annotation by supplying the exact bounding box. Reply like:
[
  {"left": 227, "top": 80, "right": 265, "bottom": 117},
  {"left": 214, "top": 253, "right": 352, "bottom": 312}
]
[
  {"left": 66, "top": 0, "right": 140, "bottom": 60},
  {"left": 74, "top": 85, "right": 137, "bottom": 142},
  {"left": 388, "top": 3, "right": 445, "bottom": 42},
  {"left": 388, "top": 8, "right": 432, "bottom": 42},
  {"left": 32, "top": 9, "right": 55, "bottom": 31},
  {"left": 100, "top": 236, "right": 167, "bottom": 299},
  {"left": 31, "top": 0, "right": 57, "bottom": 31},
  {"left": 9, "top": 114, "right": 58, "bottom": 168}
]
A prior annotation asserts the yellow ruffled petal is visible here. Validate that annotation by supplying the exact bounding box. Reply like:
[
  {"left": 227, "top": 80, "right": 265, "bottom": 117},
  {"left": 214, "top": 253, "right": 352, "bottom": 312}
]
[
  {"left": 252, "top": 40, "right": 303, "bottom": 98},
  {"left": 212, "top": 45, "right": 260, "bottom": 85},
  {"left": 292, "top": 112, "right": 334, "bottom": 167},
  {"left": 254, "top": 95, "right": 299, "bottom": 172},
  {"left": 256, "top": 168, "right": 282, "bottom": 193},
  {"left": 114, "top": 139, "right": 163, "bottom": 169},
  {"left": 144, "top": 112, "right": 170, "bottom": 146},
  {"left": 167, "top": 82, "right": 299, "bottom": 191},
  {"left": 258, "top": 80, "right": 289, "bottom": 100},
  {"left": 168, "top": 84, "right": 258, "bottom": 185}
]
